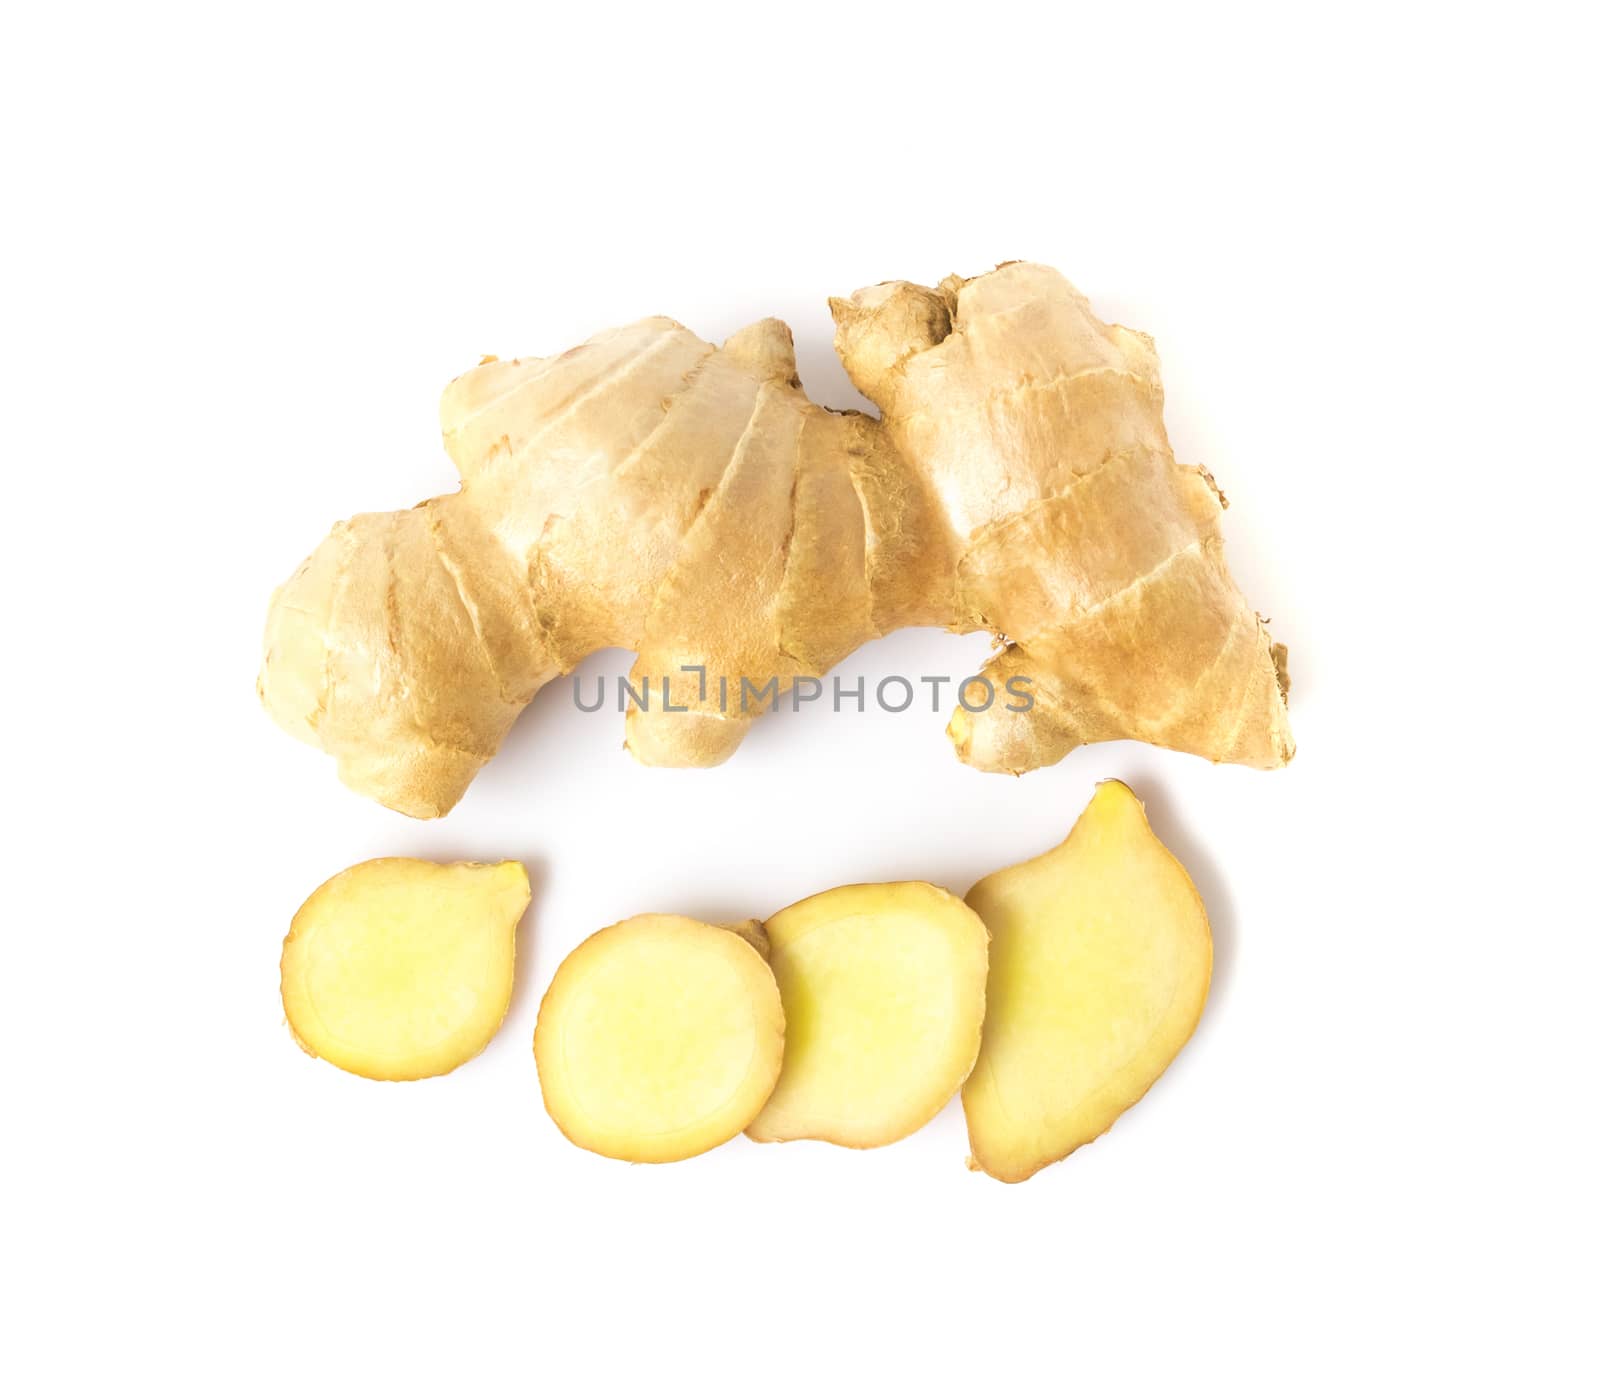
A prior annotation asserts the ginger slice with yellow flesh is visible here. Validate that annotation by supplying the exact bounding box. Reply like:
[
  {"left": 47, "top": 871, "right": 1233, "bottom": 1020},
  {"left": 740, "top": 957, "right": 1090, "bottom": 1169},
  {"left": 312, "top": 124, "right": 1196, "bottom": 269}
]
[
  {"left": 745, "top": 882, "right": 988, "bottom": 1149},
  {"left": 281, "top": 858, "right": 530, "bottom": 1081},
  {"left": 534, "top": 914, "right": 785, "bottom": 1164},
  {"left": 260, "top": 262, "right": 1291, "bottom": 819},
  {"left": 962, "top": 780, "right": 1212, "bottom": 1183}
]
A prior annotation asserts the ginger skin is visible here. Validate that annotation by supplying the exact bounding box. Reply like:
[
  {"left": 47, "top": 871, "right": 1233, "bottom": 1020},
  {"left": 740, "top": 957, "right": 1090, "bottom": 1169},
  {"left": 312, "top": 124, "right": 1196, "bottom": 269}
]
[{"left": 260, "top": 263, "right": 1293, "bottom": 818}]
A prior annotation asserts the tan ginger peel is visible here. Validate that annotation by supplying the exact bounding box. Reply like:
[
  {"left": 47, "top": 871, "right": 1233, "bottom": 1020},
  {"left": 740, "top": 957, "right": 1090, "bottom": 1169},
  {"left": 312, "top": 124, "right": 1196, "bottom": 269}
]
[{"left": 261, "top": 263, "right": 1293, "bottom": 817}]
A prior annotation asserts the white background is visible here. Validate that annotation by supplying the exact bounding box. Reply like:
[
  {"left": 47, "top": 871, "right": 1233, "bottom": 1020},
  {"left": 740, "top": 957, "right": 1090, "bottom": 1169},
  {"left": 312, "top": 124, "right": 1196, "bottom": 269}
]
[{"left": 5, "top": 3, "right": 1596, "bottom": 1373}]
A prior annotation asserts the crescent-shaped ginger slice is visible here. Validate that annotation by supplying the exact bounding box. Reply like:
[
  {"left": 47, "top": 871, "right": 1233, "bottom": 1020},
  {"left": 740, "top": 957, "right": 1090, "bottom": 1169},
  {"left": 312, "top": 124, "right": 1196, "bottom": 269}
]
[{"left": 962, "top": 781, "right": 1212, "bottom": 1182}]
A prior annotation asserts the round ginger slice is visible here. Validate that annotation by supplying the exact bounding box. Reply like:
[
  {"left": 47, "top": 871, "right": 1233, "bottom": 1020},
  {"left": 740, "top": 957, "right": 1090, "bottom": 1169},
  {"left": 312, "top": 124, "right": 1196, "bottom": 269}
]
[
  {"left": 534, "top": 914, "right": 785, "bottom": 1164},
  {"left": 745, "top": 882, "right": 989, "bottom": 1149},
  {"left": 280, "top": 858, "right": 531, "bottom": 1081}
]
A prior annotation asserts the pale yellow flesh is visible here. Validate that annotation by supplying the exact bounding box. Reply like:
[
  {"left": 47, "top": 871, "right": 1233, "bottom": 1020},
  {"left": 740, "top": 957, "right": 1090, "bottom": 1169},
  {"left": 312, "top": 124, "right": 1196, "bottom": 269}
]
[
  {"left": 534, "top": 914, "right": 785, "bottom": 1164},
  {"left": 962, "top": 780, "right": 1212, "bottom": 1183},
  {"left": 746, "top": 882, "right": 988, "bottom": 1148},
  {"left": 280, "top": 858, "right": 530, "bottom": 1081},
  {"left": 260, "top": 262, "right": 1291, "bottom": 820}
]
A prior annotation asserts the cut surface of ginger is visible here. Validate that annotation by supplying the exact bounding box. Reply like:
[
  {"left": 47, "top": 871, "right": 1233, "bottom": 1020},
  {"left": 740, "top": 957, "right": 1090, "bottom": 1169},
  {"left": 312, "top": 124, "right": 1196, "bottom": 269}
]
[
  {"left": 746, "top": 882, "right": 989, "bottom": 1149},
  {"left": 534, "top": 914, "right": 785, "bottom": 1163},
  {"left": 281, "top": 858, "right": 530, "bottom": 1081},
  {"left": 962, "top": 780, "right": 1212, "bottom": 1182}
]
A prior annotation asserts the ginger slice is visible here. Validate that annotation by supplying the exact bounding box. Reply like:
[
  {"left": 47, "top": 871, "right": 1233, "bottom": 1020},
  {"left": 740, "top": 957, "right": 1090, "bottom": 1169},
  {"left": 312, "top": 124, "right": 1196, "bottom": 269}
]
[
  {"left": 962, "top": 781, "right": 1212, "bottom": 1182},
  {"left": 281, "top": 858, "right": 530, "bottom": 1081},
  {"left": 534, "top": 914, "right": 785, "bottom": 1163},
  {"left": 745, "top": 882, "right": 989, "bottom": 1149}
]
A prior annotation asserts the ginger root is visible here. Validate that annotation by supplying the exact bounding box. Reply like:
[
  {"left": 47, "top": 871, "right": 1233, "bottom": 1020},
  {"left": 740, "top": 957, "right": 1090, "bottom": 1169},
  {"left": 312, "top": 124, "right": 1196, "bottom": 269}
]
[
  {"left": 962, "top": 780, "right": 1212, "bottom": 1183},
  {"left": 280, "top": 858, "right": 530, "bottom": 1081},
  {"left": 260, "top": 262, "right": 1292, "bottom": 818},
  {"left": 533, "top": 914, "right": 785, "bottom": 1164},
  {"left": 745, "top": 882, "right": 988, "bottom": 1149}
]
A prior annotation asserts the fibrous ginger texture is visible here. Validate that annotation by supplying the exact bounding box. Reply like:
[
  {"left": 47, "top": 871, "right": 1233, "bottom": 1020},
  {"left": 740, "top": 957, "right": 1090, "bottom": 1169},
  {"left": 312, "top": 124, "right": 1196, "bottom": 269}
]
[{"left": 260, "top": 263, "right": 1293, "bottom": 818}]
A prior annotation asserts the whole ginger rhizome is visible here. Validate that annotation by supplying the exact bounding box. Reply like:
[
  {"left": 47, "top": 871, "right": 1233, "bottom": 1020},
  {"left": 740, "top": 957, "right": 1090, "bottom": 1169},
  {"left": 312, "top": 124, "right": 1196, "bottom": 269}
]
[{"left": 261, "top": 263, "right": 1291, "bottom": 818}]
